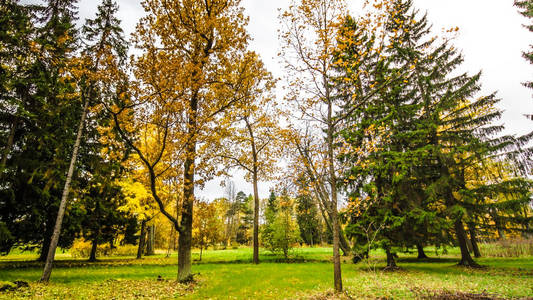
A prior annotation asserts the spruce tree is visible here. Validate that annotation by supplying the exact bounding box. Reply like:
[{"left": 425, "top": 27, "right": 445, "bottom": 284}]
[{"left": 338, "top": 0, "right": 533, "bottom": 268}]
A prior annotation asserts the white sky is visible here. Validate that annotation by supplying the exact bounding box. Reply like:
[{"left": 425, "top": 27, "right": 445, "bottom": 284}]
[{"left": 24, "top": 0, "right": 533, "bottom": 200}]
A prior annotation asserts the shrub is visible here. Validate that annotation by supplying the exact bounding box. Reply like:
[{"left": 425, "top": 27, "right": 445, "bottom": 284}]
[
  {"left": 70, "top": 239, "right": 137, "bottom": 258},
  {"left": 478, "top": 238, "right": 533, "bottom": 257},
  {"left": 113, "top": 244, "right": 138, "bottom": 256},
  {"left": 70, "top": 239, "right": 112, "bottom": 258}
]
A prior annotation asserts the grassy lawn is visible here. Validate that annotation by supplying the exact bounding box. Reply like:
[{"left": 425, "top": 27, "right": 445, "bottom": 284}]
[{"left": 0, "top": 247, "right": 531, "bottom": 299}]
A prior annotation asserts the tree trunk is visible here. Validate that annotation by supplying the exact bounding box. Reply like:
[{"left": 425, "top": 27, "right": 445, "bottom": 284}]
[
  {"left": 245, "top": 117, "right": 261, "bottom": 265},
  {"left": 492, "top": 211, "right": 506, "bottom": 240},
  {"left": 146, "top": 224, "right": 155, "bottom": 256},
  {"left": 455, "top": 218, "right": 481, "bottom": 267},
  {"left": 314, "top": 190, "right": 351, "bottom": 256},
  {"left": 89, "top": 237, "right": 98, "bottom": 262},
  {"left": 137, "top": 220, "right": 146, "bottom": 259},
  {"left": 40, "top": 97, "right": 89, "bottom": 282},
  {"left": 0, "top": 117, "right": 18, "bottom": 171},
  {"left": 252, "top": 171, "right": 260, "bottom": 264},
  {"left": 38, "top": 231, "right": 52, "bottom": 262},
  {"left": 468, "top": 223, "right": 481, "bottom": 258},
  {"left": 386, "top": 248, "right": 397, "bottom": 269},
  {"left": 416, "top": 244, "right": 428, "bottom": 259},
  {"left": 178, "top": 102, "right": 196, "bottom": 282},
  {"left": 327, "top": 100, "right": 342, "bottom": 293},
  {"left": 167, "top": 225, "right": 174, "bottom": 258},
  {"left": 199, "top": 246, "right": 203, "bottom": 261}
]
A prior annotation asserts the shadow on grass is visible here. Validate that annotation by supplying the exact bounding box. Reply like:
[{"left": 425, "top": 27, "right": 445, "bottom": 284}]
[
  {"left": 398, "top": 256, "right": 460, "bottom": 264},
  {"left": 0, "top": 254, "right": 330, "bottom": 270}
]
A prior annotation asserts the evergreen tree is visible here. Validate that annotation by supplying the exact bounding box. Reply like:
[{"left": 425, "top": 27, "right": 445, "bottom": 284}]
[
  {"left": 516, "top": 1, "right": 533, "bottom": 93},
  {"left": 261, "top": 190, "right": 300, "bottom": 259},
  {"left": 0, "top": 0, "right": 84, "bottom": 261},
  {"left": 295, "top": 178, "right": 321, "bottom": 246},
  {"left": 338, "top": 0, "right": 532, "bottom": 268}
]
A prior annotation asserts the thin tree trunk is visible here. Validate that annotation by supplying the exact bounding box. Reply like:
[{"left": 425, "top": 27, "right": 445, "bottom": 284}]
[
  {"left": 38, "top": 231, "right": 52, "bottom": 262},
  {"left": 468, "top": 223, "right": 481, "bottom": 258},
  {"left": 89, "top": 237, "right": 98, "bottom": 262},
  {"left": 137, "top": 220, "right": 146, "bottom": 259},
  {"left": 327, "top": 99, "right": 342, "bottom": 293},
  {"left": 252, "top": 173, "right": 260, "bottom": 264},
  {"left": 167, "top": 225, "right": 174, "bottom": 258},
  {"left": 492, "top": 211, "right": 506, "bottom": 240},
  {"left": 199, "top": 246, "right": 203, "bottom": 261},
  {"left": 416, "top": 244, "right": 428, "bottom": 259},
  {"left": 386, "top": 248, "right": 397, "bottom": 269},
  {"left": 40, "top": 97, "right": 89, "bottom": 282},
  {"left": 1, "top": 117, "right": 17, "bottom": 171},
  {"left": 295, "top": 139, "right": 351, "bottom": 256},
  {"left": 314, "top": 190, "right": 351, "bottom": 255},
  {"left": 146, "top": 224, "right": 155, "bottom": 256},
  {"left": 455, "top": 218, "right": 480, "bottom": 267},
  {"left": 244, "top": 117, "right": 261, "bottom": 264}
]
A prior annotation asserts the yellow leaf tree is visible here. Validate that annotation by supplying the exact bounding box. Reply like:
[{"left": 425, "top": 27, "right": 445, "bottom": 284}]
[
  {"left": 110, "top": 0, "right": 253, "bottom": 281},
  {"left": 218, "top": 52, "right": 279, "bottom": 264}
]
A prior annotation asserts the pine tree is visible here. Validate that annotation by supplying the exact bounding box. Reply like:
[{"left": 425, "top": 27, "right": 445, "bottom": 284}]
[
  {"left": 0, "top": 0, "right": 85, "bottom": 263},
  {"left": 338, "top": 0, "right": 532, "bottom": 268},
  {"left": 41, "top": 0, "right": 130, "bottom": 281},
  {"left": 516, "top": 1, "right": 533, "bottom": 92}
]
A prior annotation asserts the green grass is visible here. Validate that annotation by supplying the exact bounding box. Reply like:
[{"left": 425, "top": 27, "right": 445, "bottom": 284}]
[{"left": 0, "top": 247, "right": 531, "bottom": 299}]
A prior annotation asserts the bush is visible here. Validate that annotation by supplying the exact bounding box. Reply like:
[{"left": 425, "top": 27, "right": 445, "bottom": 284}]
[
  {"left": 113, "top": 244, "right": 138, "bottom": 256},
  {"left": 70, "top": 239, "right": 138, "bottom": 258},
  {"left": 478, "top": 238, "right": 533, "bottom": 257}
]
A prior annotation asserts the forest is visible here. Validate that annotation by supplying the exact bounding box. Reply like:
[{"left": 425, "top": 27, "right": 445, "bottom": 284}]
[{"left": 0, "top": 0, "right": 532, "bottom": 299}]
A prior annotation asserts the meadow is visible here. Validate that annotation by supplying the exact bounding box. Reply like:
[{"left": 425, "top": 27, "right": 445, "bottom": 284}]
[{"left": 0, "top": 247, "right": 532, "bottom": 299}]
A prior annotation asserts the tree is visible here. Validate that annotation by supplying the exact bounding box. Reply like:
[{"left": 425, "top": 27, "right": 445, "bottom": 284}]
[
  {"left": 110, "top": 0, "right": 252, "bottom": 281},
  {"left": 339, "top": 0, "right": 533, "bottom": 268},
  {"left": 1, "top": 0, "right": 86, "bottom": 265},
  {"left": 41, "top": 0, "right": 130, "bottom": 282},
  {"left": 192, "top": 199, "right": 224, "bottom": 261},
  {"left": 219, "top": 52, "right": 278, "bottom": 263},
  {"left": 261, "top": 191, "right": 300, "bottom": 259},
  {"left": 516, "top": 1, "right": 533, "bottom": 95},
  {"left": 295, "top": 178, "right": 321, "bottom": 246},
  {"left": 279, "top": 0, "right": 348, "bottom": 291}
]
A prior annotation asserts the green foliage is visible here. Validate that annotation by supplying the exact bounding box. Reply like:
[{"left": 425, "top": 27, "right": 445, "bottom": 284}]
[
  {"left": 295, "top": 191, "right": 321, "bottom": 246},
  {"left": 0, "top": 0, "right": 85, "bottom": 258},
  {"left": 261, "top": 192, "right": 300, "bottom": 258},
  {"left": 337, "top": 0, "right": 532, "bottom": 267}
]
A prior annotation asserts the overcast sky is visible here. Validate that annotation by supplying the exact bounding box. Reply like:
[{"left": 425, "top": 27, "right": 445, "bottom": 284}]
[{"left": 24, "top": 0, "right": 533, "bottom": 200}]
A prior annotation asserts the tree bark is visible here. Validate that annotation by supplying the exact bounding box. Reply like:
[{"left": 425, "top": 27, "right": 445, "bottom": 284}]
[
  {"left": 146, "top": 224, "right": 155, "bottom": 256},
  {"left": 327, "top": 99, "right": 342, "bottom": 293},
  {"left": 38, "top": 231, "right": 52, "bottom": 262},
  {"left": 468, "top": 223, "right": 481, "bottom": 258},
  {"left": 137, "top": 220, "right": 146, "bottom": 259},
  {"left": 0, "top": 117, "right": 17, "bottom": 171},
  {"left": 455, "top": 218, "right": 480, "bottom": 267},
  {"left": 167, "top": 225, "right": 174, "bottom": 257},
  {"left": 386, "top": 248, "right": 397, "bottom": 269},
  {"left": 252, "top": 172, "right": 260, "bottom": 264},
  {"left": 244, "top": 117, "right": 261, "bottom": 264},
  {"left": 199, "top": 245, "right": 203, "bottom": 261},
  {"left": 40, "top": 97, "right": 89, "bottom": 282},
  {"left": 416, "top": 244, "right": 428, "bottom": 259},
  {"left": 178, "top": 93, "right": 197, "bottom": 282},
  {"left": 294, "top": 139, "right": 351, "bottom": 257},
  {"left": 89, "top": 237, "right": 98, "bottom": 262},
  {"left": 492, "top": 210, "right": 506, "bottom": 240}
]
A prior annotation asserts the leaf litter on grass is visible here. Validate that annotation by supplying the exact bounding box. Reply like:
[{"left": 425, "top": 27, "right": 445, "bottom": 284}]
[{"left": 0, "top": 278, "right": 200, "bottom": 299}]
